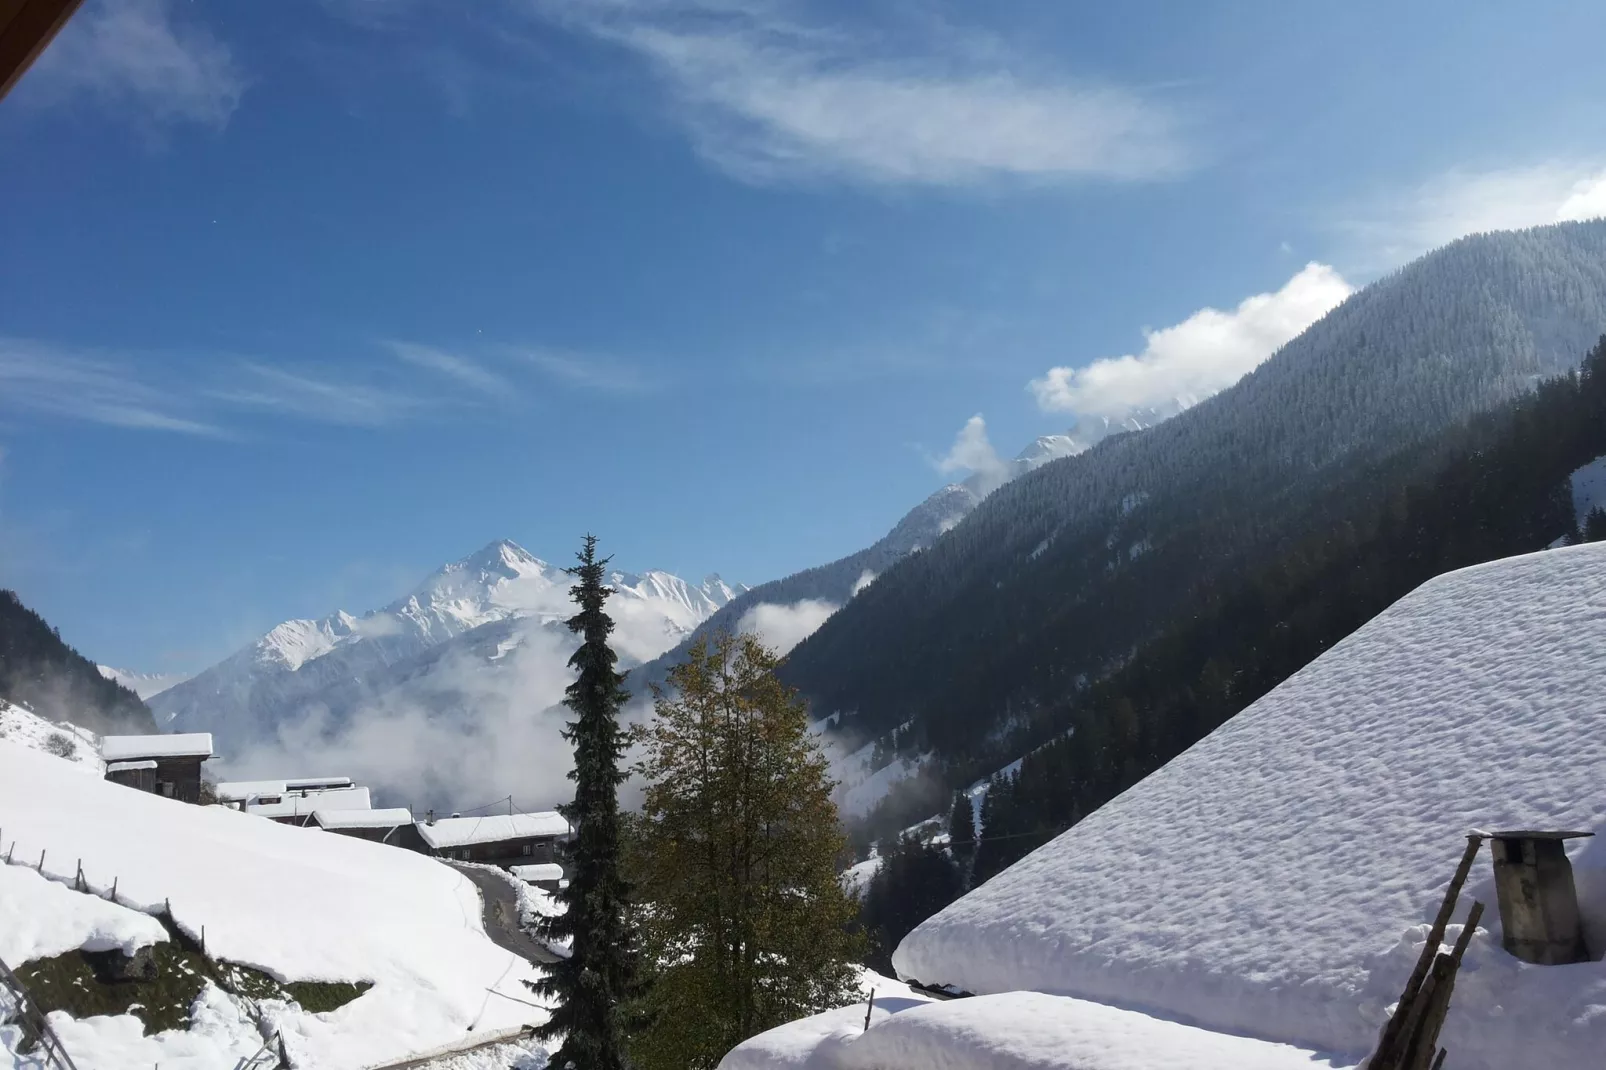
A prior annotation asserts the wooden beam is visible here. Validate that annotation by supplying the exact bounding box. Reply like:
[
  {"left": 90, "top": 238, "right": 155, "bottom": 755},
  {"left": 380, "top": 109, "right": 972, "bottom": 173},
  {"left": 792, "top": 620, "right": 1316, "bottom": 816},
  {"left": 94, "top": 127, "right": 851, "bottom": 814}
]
[{"left": 0, "top": 0, "right": 86, "bottom": 104}]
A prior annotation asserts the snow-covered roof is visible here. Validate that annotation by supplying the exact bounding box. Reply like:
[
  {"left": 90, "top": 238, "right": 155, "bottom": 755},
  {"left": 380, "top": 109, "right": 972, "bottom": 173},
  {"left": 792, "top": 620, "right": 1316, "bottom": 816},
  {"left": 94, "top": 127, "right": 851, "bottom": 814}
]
[
  {"left": 105, "top": 760, "right": 158, "bottom": 773},
  {"left": 721, "top": 987, "right": 1334, "bottom": 1070},
  {"left": 416, "top": 812, "right": 568, "bottom": 849},
  {"left": 100, "top": 733, "right": 214, "bottom": 761},
  {"left": 216, "top": 776, "right": 352, "bottom": 802},
  {"left": 216, "top": 779, "right": 287, "bottom": 801},
  {"left": 247, "top": 785, "right": 371, "bottom": 819},
  {"left": 314, "top": 807, "right": 412, "bottom": 830},
  {"left": 509, "top": 863, "right": 564, "bottom": 883},
  {"left": 893, "top": 542, "right": 1606, "bottom": 1070}
]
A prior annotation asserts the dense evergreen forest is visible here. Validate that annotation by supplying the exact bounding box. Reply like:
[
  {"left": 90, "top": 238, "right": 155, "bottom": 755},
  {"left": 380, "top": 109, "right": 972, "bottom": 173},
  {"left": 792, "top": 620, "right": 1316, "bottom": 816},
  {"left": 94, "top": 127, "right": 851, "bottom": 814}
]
[
  {"left": 0, "top": 590, "right": 156, "bottom": 734},
  {"left": 858, "top": 336, "right": 1606, "bottom": 956},
  {"left": 789, "top": 223, "right": 1606, "bottom": 787}
]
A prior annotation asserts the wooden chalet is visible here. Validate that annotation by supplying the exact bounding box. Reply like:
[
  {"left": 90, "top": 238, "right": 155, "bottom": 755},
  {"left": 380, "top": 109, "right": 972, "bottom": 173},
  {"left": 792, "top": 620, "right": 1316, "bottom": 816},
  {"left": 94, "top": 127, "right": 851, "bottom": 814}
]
[
  {"left": 415, "top": 811, "right": 570, "bottom": 866},
  {"left": 314, "top": 806, "right": 423, "bottom": 850},
  {"left": 99, "top": 733, "right": 214, "bottom": 804},
  {"left": 246, "top": 785, "right": 372, "bottom": 826}
]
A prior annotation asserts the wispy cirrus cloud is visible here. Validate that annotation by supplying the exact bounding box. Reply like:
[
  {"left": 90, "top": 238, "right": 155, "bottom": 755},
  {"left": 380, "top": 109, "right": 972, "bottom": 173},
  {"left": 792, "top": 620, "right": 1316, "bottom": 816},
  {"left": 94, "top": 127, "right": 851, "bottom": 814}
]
[
  {"left": 0, "top": 338, "right": 224, "bottom": 435},
  {"left": 518, "top": 347, "right": 653, "bottom": 393},
  {"left": 1345, "top": 161, "right": 1606, "bottom": 269},
  {"left": 384, "top": 341, "right": 513, "bottom": 396},
  {"left": 24, "top": 0, "right": 246, "bottom": 129},
  {"left": 525, "top": 0, "right": 1189, "bottom": 187},
  {"left": 210, "top": 363, "right": 429, "bottom": 428}
]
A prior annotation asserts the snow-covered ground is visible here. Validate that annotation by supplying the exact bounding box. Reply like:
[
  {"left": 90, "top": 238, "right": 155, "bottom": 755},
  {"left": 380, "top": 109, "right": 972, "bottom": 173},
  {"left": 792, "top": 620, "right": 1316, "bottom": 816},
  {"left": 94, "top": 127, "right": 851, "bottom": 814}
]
[
  {"left": 718, "top": 972, "right": 1340, "bottom": 1070},
  {"left": 0, "top": 739, "right": 547, "bottom": 1069},
  {"left": 0, "top": 702, "right": 102, "bottom": 773},
  {"left": 894, "top": 542, "right": 1606, "bottom": 1069}
]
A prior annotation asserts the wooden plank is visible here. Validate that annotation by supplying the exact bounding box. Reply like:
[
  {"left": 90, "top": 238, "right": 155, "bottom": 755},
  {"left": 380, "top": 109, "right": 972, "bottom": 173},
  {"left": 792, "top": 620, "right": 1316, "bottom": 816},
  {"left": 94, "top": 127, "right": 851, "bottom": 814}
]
[
  {"left": 0, "top": 0, "right": 85, "bottom": 103},
  {"left": 1370, "top": 835, "right": 1483, "bottom": 1069}
]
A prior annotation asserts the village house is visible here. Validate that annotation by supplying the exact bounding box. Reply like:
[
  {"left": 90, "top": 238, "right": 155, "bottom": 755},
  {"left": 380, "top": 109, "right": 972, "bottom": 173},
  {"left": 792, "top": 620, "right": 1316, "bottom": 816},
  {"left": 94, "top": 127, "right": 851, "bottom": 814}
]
[
  {"left": 415, "top": 811, "right": 570, "bottom": 866},
  {"left": 246, "top": 785, "right": 373, "bottom": 825},
  {"left": 314, "top": 806, "right": 423, "bottom": 850},
  {"left": 215, "top": 776, "right": 354, "bottom": 809},
  {"left": 99, "top": 733, "right": 214, "bottom": 804}
]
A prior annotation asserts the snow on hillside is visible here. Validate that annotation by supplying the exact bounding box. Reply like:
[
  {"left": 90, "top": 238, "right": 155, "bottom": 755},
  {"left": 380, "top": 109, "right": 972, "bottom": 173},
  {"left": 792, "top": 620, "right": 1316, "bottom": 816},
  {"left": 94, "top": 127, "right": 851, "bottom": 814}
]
[
  {"left": 894, "top": 541, "right": 1606, "bottom": 1069},
  {"left": 0, "top": 739, "right": 545, "bottom": 1069},
  {"left": 96, "top": 666, "right": 191, "bottom": 700},
  {"left": 0, "top": 701, "right": 102, "bottom": 772}
]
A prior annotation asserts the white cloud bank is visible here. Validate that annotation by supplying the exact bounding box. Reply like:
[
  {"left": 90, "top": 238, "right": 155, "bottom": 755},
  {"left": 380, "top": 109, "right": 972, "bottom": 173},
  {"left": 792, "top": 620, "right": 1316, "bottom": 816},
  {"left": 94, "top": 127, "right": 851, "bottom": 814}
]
[
  {"left": 737, "top": 598, "right": 839, "bottom": 656},
  {"left": 1349, "top": 162, "right": 1606, "bottom": 268},
  {"left": 27, "top": 0, "right": 245, "bottom": 128},
  {"left": 1030, "top": 262, "right": 1353, "bottom": 419},
  {"left": 532, "top": 1, "right": 1187, "bottom": 187}
]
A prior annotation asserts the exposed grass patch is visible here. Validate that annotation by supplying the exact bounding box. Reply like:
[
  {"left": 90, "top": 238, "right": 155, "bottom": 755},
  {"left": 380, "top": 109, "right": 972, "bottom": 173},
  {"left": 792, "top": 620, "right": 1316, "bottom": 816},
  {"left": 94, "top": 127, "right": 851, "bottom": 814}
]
[
  {"left": 285, "top": 980, "right": 373, "bottom": 1013},
  {"left": 13, "top": 911, "right": 372, "bottom": 1043},
  {"left": 16, "top": 940, "right": 208, "bottom": 1035}
]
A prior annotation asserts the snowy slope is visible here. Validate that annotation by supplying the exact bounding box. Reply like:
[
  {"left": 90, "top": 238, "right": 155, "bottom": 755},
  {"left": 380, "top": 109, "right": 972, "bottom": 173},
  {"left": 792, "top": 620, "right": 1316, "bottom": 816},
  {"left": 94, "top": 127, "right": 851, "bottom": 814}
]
[
  {"left": 893, "top": 541, "right": 1606, "bottom": 1068},
  {"left": 0, "top": 739, "right": 545, "bottom": 1069},
  {"left": 0, "top": 700, "right": 103, "bottom": 772}
]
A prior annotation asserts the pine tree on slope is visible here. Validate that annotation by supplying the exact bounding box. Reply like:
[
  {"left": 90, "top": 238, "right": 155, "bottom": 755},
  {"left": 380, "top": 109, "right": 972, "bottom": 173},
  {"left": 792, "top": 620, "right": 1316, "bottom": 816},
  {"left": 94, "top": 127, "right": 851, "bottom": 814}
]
[
  {"left": 946, "top": 790, "right": 976, "bottom": 887},
  {"left": 1583, "top": 506, "right": 1606, "bottom": 543},
  {"left": 532, "top": 535, "right": 638, "bottom": 1070}
]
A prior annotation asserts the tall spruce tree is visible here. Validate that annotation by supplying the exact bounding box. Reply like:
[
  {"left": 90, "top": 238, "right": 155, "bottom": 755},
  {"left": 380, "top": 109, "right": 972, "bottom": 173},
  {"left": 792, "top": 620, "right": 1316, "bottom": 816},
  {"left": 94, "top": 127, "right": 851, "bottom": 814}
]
[
  {"left": 532, "top": 535, "right": 637, "bottom": 1070},
  {"left": 946, "top": 790, "right": 976, "bottom": 886},
  {"left": 627, "top": 631, "right": 862, "bottom": 1070}
]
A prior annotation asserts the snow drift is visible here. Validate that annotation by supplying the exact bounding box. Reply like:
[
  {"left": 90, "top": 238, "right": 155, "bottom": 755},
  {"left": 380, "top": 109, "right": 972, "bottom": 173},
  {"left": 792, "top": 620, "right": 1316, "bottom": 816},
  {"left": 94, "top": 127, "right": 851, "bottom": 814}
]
[{"left": 893, "top": 541, "right": 1606, "bottom": 1068}]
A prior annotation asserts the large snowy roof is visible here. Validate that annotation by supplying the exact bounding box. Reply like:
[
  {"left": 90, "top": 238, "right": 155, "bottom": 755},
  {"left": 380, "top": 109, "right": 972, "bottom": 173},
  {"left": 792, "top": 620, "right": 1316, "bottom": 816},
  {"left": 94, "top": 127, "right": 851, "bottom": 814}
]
[
  {"left": 216, "top": 776, "right": 352, "bottom": 802},
  {"left": 894, "top": 542, "right": 1606, "bottom": 1070},
  {"left": 314, "top": 807, "right": 413, "bottom": 830},
  {"left": 417, "top": 812, "right": 568, "bottom": 849},
  {"left": 247, "top": 785, "right": 371, "bottom": 819},
  {"left": 100, "top": 733, "right": 214, "bottom": 761}
]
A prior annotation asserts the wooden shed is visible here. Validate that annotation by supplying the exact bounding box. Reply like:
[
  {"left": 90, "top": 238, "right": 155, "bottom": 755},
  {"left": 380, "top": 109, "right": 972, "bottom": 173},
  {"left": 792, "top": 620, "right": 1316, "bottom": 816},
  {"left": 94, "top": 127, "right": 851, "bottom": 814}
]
[
  {"left": 314, "top": 806, "right": 423, "bottom": 849},
  {"left": 99, "top": 733, "right": 214, "bottom": 804},
  {"left": 416, "top": 811, "right": 570, "bottom": 866},
  {"left": 104, "top": 759, "right": 156, "bottom": 793},
  {"left": 247, "top": 785, "right": 372, "bottom": 826}
]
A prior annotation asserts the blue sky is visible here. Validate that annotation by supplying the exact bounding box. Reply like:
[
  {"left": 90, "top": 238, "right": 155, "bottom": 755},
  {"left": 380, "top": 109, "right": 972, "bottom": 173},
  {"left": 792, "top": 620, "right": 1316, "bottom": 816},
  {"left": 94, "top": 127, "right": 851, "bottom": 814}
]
[{"left": 3, "top": 0, "right": 1606, "bottom": 673}]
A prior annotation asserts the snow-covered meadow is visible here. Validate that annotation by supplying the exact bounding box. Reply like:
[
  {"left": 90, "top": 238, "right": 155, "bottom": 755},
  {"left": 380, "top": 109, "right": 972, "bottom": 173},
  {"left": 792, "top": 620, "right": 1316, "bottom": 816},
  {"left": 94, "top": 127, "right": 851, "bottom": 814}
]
[{"left": 0, "top": 738, "right": 547, "bottom": 1069}]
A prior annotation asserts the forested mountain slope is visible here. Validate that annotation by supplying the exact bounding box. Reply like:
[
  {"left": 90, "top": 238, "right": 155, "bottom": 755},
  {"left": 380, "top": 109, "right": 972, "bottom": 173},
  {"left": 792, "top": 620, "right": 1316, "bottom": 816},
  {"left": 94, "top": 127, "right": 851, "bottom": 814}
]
[
  {"left": 0, "top": 590, "right": 156, "bottom": 734},
  {"left": 785, "top": 221, "right": 1606, "bottom": 778}
]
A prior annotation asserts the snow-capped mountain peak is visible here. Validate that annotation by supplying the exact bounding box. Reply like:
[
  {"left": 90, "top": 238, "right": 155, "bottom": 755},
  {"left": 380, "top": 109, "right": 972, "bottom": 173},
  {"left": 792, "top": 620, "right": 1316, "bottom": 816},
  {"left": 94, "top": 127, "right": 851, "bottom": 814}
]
[
  {"left": 150, "top": 540, "right": 743, "bottom": 755},
  {"left": 95, "top": 666, "right": 191, "bottom": 700}
]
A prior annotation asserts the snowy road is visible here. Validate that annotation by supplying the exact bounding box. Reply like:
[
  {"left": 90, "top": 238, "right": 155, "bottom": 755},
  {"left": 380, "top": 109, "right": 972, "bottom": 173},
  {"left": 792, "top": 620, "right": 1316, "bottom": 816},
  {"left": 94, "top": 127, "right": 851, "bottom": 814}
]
[{"left": 449, "top": 864, "right": 561, "bottom": 966}]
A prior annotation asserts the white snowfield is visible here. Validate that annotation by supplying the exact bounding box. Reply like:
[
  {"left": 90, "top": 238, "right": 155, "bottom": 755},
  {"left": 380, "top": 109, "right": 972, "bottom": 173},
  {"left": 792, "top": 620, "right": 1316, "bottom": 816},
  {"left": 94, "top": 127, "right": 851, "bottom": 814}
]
[
  {"left": 0, "top": 740, "right": 545, "bottom": 1069},
  {"left": 893, "top": 542, "right": 1606, "bottom": 1069}
]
